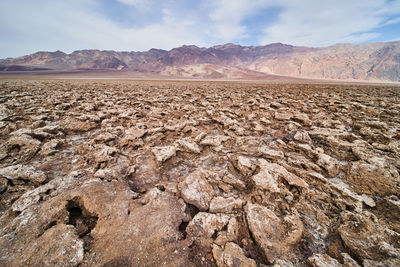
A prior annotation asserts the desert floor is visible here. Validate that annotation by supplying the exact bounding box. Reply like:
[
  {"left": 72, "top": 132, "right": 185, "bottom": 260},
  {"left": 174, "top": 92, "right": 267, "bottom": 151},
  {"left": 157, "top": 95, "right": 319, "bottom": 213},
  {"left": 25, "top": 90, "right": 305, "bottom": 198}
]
[{"left": 0, "top": 79, "right": 399, "bottom": 266}]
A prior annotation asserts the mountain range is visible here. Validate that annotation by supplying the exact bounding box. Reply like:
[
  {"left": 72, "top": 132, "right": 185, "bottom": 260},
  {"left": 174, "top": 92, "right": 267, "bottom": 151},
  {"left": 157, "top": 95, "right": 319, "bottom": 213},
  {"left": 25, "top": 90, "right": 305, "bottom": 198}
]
[{"left": 1, "top": 41, "right": 400, "bottom": 81}]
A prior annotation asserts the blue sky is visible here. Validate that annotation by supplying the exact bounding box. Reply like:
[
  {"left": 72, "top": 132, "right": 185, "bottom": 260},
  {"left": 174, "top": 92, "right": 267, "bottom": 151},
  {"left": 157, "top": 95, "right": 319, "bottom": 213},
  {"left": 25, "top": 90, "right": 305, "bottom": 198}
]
[{"left": 1, "top": 0, "right": 400, "bottom": 58}]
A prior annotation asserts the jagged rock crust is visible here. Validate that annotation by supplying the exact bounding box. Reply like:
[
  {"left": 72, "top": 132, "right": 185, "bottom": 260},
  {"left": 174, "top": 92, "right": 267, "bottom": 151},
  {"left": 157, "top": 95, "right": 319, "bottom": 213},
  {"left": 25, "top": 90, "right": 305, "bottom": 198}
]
[{"left": 0, "top": 79, "right": 399, "bottom": 266}]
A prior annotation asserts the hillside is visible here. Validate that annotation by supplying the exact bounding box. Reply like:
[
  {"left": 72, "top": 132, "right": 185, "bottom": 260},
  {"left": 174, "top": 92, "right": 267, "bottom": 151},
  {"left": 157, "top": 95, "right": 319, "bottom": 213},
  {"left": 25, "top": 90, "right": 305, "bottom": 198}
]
[{"left": 1, "top": 41, "right": 400, "bottom": 81}]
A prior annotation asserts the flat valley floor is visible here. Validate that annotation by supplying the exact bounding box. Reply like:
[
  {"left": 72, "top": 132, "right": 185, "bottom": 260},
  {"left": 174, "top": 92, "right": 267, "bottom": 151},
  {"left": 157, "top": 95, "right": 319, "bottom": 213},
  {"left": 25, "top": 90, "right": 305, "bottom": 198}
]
[{"left": 0, "top": 79, "right": 399, "bottom": 266}]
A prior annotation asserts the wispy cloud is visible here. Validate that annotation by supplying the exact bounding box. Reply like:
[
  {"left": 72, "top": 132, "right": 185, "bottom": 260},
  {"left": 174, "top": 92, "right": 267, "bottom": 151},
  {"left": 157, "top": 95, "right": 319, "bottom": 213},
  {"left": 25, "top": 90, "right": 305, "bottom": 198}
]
[
  {"left": 116, "top": 0, "right": 162, "bottom": 11},
  {"left": 259, "top": 0, "right": 400, "bottom": 46},
  {"left": 382, "top": 16, "right": 400, "bottom": 26},
  {"left": 1, "top": 0, "right": 400, "bottom": 58}
]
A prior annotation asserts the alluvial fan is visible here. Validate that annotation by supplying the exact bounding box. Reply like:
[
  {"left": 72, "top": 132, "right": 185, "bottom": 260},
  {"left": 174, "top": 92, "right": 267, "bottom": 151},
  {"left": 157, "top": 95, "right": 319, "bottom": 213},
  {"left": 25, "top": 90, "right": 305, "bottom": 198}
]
[{"left": 0, "top": 79, "right": 399, "bottom": 266}]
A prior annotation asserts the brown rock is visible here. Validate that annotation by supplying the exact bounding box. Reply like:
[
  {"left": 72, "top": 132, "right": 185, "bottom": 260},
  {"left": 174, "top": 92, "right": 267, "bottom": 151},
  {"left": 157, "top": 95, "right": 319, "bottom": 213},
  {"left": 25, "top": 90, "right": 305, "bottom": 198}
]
[
  {"left": 307, "top": 254, "right": 341, "bottom": 267},
  {"left": 177, "top": 139, "right": 202, "bottom": 153},
  {"left": 328, "top": 179, "right": 376, "bottom": 212},
  {"left": 339, "top": 211, "right": 400, "bottom": 261},
  {"left": 258, "top": 146, "right": 285, "bottom": 160},
  {"left": 62, "top": 117, "right": 97, "bottom": 133},
  {"left": 363, "top": 258, "right": 400, "bottom": 267},
  {"left": 260, "top": 160, "right": 308, "bottom": 189},
  {"left": 179, "top": 169, "right": 215, "bottom": 211},
  {"left": 129, "top": 152, "right": 160, "bottom": 191},
  {"left": 209, "top": 196, "right": 243, "bottom": 213},
  {"left": 285, "top": 122, "right": 300, "bottom": 132},
  {"left": 39, "top": 139, "right": 62, "bottom": 156},
  {"left": 293, "top": 113, "right": 311, "bottom": 125},
  {"left": 200, "top": 135, "right": 230, "bottom": 147},
  {"left": 275, "top": 110, "right": 292, "bottom": 120},
  {"left": 6, "top": 134, "right": 41, "bottom": 162},
  {"left": 223, "top": 242, "right": 257, "bottom": 267},
  {"left": 186, "top": 212, "right": 230, "bottom": 241},
  {"left": 22, "top": 224, "right": 84, "bottom": 266},
  {"left": 39, "top": 124, "right": 60, "bottom": 134},
  {"left": 151, "top": 145, "right": 178, "bottom": 163},
  {"left": 93, "top": 132, "right": 115, "bottom": 143},
  {"left": 222, "top": 175, "right": 246, "bottom": 190},
  {"left": 214, "top": 217, "right": 240, "bottom": 246},
  {"left": 346, "top": 160, "right": 400, "bottom": 196},
  {"left": 94, "top": 167, "right": 118, "bottom": 180},
  {"left": 251, "top": 159, "right": 280, "bottom": 193},
  {"left": 245, "top": 203, "right": 304, "bottom": 262},
  {"left": 92, "top": 144, "right": 118, "bottom": 166},
  {"left": 213, "top": 244, "right": 225, "bottom": 267},
  {"left": 316, "top": 153, "right": 340, "bottom": 178},
  {"left": 124, "top": 127, "right": 147, "bottom": 140},
  {"left": 0, "top": 165, "right": 47, "bottom": 184},
  {"left": 294, "top": 130, "right": 312, "bottom": 143},
  {"left": 232, "top": 155, "right": 257, "bottom": 177}
]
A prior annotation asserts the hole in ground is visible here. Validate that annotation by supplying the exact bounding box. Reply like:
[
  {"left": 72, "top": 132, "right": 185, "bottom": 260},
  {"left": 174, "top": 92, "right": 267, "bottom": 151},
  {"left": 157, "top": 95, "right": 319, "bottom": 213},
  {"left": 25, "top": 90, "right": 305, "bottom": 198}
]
[
  {"left": 66, "top": 198, "right": 98, "bottom": 252},
  {"left": 211, "top": 230, "right": 218, "bottom": 240},
  {"left": 179, "top": 221, "right": 189, "bottom": 239},
  {"left": 185, "top": 203, "right": 200, "bottom": 218},
  {"left": 245, "top": 226, "right": 268, "bottom": 264},
  {"left": 178, "top": 203, "right": 200, "bottom": 240},
  {"left": 237, "top": 215, "right": 268, "bottom": 265}
]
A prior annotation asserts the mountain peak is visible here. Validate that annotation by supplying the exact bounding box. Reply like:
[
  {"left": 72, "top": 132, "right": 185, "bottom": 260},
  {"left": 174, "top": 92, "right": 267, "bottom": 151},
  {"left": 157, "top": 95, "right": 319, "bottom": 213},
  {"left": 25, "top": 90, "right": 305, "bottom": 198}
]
[
  {"left": 212, "top": 43, "right": 242, "bottom": 49},
  {"left": 148, "top": 48, "right": 167, "bottom": 53},
  {"left": 172, "top": 45, "right": 202, "bottom": 51}
]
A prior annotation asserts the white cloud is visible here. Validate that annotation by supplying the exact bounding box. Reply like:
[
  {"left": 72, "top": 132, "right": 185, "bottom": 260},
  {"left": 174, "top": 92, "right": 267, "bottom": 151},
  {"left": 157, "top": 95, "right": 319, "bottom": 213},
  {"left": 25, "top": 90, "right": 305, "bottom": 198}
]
[
  {"left": 205, "top": 0, "right": 400, "bottom": 46},
  {"left": 207, "top": 0, "right": 252, "bottom": 41},
  {"left": 260, "top": 0, "right": 400, "bottom": 46},
  {"left": 206, "top": 0, "right": 275, "bottom": 42}
]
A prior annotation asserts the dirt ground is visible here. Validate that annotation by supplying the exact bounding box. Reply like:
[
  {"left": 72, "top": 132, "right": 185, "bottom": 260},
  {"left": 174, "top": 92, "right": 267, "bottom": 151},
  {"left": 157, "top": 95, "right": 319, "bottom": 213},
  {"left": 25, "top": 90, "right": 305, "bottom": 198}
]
[{"left": 0, "top": 79, "right": 399, "bottom": 266}]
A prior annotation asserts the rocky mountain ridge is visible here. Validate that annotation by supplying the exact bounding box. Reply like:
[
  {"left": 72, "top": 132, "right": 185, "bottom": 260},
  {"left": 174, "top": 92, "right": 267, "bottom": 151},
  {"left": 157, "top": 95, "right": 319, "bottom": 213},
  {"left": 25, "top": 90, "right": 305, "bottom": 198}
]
[{"left": 1, "top": 41, "right": 400, "bottom": 81}]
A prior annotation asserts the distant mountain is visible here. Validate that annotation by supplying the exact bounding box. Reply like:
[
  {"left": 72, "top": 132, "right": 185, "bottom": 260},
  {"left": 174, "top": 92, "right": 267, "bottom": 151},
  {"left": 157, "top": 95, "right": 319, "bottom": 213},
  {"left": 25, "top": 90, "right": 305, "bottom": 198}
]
[{"left": 1, "top": 41, "right": 400, "bottom": 81}]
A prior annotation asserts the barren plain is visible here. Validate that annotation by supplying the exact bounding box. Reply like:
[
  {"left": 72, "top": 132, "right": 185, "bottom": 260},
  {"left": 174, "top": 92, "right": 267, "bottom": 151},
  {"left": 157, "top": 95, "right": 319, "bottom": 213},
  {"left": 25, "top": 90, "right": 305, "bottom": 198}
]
[{"left": 0, "top": 79, "right": 399, "bottom": 266}]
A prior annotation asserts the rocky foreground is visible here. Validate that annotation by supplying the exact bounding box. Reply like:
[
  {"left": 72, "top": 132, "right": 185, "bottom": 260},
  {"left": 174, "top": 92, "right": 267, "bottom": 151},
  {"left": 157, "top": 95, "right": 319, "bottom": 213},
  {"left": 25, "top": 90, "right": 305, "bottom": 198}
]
[{"left": 0, "top": 79, "right": 399, "bottom": 266}]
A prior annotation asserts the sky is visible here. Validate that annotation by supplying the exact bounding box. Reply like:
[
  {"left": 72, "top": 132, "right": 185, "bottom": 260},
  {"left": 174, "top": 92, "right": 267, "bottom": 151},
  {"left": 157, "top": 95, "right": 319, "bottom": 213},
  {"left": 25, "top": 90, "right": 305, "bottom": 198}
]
[{"left": 1, "top": 0, "right": 400, "bottom": 58}]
